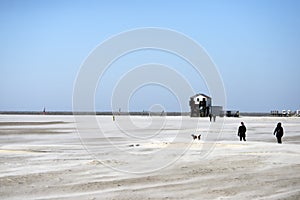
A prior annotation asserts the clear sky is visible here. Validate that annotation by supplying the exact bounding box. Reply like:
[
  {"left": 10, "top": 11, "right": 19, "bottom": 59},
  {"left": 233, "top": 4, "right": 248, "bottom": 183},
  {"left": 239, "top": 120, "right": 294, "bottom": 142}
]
[{"left": 0, "top": 0, "right": 299, "bottom": 112}]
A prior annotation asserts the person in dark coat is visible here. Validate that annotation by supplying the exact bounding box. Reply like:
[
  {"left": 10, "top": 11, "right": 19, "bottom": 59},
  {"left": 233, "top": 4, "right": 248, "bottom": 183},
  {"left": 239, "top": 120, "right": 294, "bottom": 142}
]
[
  {"left": 238, "top": 122, "right": 247, "bottom": 141},
  {"left": 273, "top": 122, "right": 284, "bottom": 144}
]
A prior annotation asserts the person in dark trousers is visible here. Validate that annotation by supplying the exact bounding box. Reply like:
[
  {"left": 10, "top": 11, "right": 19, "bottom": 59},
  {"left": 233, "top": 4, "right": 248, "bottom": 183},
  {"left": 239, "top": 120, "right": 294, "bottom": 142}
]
[
  {"left": 209, "top": 113, "right": 212, "bottom": 122},
  {"left": 273, "top": 122, "right": 284, "bottom": 144},
  {"left": 238, "top": 122, "right": 247, "bottom": 141}
]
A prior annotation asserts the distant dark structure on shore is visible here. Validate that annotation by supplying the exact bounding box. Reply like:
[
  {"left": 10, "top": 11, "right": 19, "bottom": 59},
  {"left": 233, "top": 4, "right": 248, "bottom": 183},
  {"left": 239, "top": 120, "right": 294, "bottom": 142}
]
[
  {"left": 271, "top": 110, "right": 300, "bottom": 117},
  {"left": 226, "top": 110, "right": 240, "bottom": 117},
  {"left": 189, "top": 93, "right": 223, "bottom": 117}
]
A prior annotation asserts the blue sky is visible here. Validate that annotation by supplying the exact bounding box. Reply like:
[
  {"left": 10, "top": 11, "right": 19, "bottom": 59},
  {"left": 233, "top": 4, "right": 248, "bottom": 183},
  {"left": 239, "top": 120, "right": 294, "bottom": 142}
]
[{"left": 0, "top": 0, "right": 299, "bottom": 112}]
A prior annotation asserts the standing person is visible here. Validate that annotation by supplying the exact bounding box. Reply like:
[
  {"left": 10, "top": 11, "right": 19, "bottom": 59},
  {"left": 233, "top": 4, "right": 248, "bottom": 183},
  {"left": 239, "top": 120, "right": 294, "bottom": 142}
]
[
  {"left": 273, "top": 122, "right": 284, "bottom": 144},
  {"left": 237, "top": 122, "right": 247, "bottom": 141},
  {"left": 209, "top": 113, "right": 212, "bottom": 122}
]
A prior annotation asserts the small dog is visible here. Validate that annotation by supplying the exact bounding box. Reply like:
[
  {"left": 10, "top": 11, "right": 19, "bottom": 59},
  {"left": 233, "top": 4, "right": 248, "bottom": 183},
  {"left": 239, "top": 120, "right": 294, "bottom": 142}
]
[{"left": 191, "top": 134, "right": 201, "bottom": 140}]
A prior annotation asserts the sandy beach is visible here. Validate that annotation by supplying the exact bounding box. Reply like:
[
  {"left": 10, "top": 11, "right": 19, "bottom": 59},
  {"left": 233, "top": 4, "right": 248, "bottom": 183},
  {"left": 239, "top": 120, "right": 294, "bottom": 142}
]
[{"left": 0, "top": 115, "right": 299, "bottom": 200}]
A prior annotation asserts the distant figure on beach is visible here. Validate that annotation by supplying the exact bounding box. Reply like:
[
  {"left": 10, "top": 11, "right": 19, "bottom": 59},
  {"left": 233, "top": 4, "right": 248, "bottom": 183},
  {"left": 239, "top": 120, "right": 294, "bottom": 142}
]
[
  {"left": 237, "top": 122, "right": 247, "bottom": 141},
  {"left": 213, "top": 115, "right": 216, "bottom": 122},
  {"left": 43, "top": 107, "right": 46, "bottom": 115},
  {"left": 209, "top": 113, "right": 212, "bottom": 122},
  {"left": 273, "top": 122, "right": 284, "bottom": 144}
]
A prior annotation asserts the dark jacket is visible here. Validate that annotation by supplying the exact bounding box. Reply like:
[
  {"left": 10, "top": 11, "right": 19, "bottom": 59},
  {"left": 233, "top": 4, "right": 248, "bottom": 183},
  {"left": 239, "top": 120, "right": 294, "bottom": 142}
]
[
  {"left": 238, "top": 125, "right": 246, "bottom": 136},
  {"left": 274, "top": 126, "right": 284, "bottom": 137}
]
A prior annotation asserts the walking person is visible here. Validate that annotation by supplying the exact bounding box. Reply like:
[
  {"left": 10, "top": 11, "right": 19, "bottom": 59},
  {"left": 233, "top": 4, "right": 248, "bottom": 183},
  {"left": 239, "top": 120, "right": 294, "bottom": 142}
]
[
  {"left": 237, "top": 122, "right": 247, "bottom": 141},
  {"left": 273, "top": 122, "right": 284, "bottom": 144},
  {"left": 209, "top": 113, "right": 212, "bottom": 122}
]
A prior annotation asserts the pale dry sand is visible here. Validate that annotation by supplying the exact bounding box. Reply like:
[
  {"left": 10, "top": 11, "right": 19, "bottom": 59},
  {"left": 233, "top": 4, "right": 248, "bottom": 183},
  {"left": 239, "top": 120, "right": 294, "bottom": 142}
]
[{"left": 0, "top": 115, "right": 299, "bottom": 200}]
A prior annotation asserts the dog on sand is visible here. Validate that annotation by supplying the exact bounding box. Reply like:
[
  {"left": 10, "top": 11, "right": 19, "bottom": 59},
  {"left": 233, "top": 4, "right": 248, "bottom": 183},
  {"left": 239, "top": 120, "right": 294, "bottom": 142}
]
[{"left": 191, "top": 134, "right": 201, "bottom": 140}]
